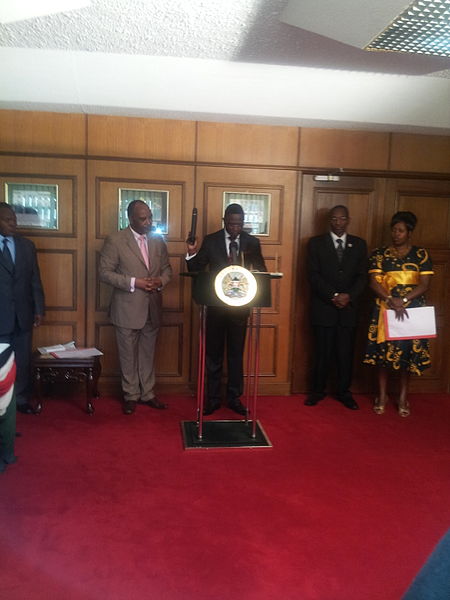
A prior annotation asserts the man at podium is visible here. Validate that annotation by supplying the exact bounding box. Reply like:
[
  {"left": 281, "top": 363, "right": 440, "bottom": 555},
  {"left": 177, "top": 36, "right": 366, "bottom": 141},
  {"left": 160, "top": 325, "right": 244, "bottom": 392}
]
[{"left": 186, "top": 203, "right": 266, "bottom": 415}]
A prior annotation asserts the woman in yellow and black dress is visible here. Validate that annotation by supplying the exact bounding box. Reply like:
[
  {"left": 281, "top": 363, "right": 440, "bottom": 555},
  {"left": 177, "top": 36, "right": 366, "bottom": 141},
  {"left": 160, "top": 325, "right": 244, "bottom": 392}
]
[{"left": 363, "top": 211, "right": 433, "bottom": 417}]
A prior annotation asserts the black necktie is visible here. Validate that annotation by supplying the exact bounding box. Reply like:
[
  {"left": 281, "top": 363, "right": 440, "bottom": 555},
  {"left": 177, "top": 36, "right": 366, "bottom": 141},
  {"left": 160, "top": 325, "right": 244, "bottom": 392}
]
[
  {"left": 229, "top": 240, "right": 238, "bottom": 265},
  {"left": 336, "top": 238, "right": 344, "bottom": 262},
  {"left": 2, "top": 238, "right": 14, "bottom": 270}
]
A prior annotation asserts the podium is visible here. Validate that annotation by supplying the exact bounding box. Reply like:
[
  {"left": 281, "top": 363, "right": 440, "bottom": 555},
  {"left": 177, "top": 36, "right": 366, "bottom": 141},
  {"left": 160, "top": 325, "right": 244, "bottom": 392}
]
[{"left": 181, "top": 269, "right": 281, "bottom": 449}]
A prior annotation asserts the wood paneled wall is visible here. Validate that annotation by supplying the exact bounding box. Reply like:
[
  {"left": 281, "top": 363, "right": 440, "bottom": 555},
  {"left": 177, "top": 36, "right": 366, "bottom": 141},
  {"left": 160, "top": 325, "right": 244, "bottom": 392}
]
[
  {"left": 292, "top": 176, "right": 450, "bottom": 394},
  {"left": 299, "top": 129, "right": 390, "bottom": 171},
  {"left": 0, "top": 154, "right": 86, "bottom": 351},
  {"left": 0, "top": 109, "right": 449, "bottom": 396},
  {"left": 86, "top": 160, "right": 195, "bottom": 392},
  {"left": 196, "top": 122, "right": 299, "bottom": 166},
  {"left": 194, "top": 165, "right": 297, "bottom": 392},
  {"left": 0, "top": 111, "right": 86, "bottom": 155},
  {"left": 87, "top": 117, "right": 196, "bottom": 161}
]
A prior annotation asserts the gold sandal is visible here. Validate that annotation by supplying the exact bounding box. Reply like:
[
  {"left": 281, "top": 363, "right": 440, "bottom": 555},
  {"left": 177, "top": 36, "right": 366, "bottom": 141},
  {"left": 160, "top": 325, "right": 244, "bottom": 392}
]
[
  {"left": 398, "top": 400, "right": 410, "bottom": 417},
  {"left": 373, "top": 396, "right": 388, "bottom": 415}
]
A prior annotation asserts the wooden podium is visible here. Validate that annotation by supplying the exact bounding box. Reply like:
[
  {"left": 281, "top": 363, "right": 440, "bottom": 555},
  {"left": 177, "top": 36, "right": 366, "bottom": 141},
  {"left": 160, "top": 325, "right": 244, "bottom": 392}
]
[{"left": 181, "top": 270, "right": 281, "bottom": 449}]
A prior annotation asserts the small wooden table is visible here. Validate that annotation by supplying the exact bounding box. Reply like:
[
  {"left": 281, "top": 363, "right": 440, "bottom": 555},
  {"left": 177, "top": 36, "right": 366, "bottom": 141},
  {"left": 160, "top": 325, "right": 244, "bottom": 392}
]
[{"left": 32, "top": 353, "right": 101, "bottom": 414}]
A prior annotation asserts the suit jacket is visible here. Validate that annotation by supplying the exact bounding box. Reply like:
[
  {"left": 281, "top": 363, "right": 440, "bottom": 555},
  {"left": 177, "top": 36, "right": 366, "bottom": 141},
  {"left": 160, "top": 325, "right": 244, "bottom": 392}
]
[
  {"left": 307, "top": 233, "right": 367, "bottom": 327},
  {"left": 0, "top": 235, "right": 45, "bottom": 335},
  {"left": 99, "top": 227, "right": 172, "bottom": 330},
  {"left": 187, "top": 229, "right": 266, "bottom": 274}
]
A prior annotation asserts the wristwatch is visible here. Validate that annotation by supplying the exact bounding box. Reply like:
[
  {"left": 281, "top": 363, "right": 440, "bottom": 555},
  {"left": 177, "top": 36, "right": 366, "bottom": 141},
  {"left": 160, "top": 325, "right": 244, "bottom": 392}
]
[{"left": 402, "top": 297, "right": 409, "bottom": 304}]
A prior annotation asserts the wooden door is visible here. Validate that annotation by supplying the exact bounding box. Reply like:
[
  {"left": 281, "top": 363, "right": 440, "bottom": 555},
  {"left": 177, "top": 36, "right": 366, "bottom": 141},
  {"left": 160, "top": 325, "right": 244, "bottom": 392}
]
[
  {"left": 293, "top": 174, "right": 450, "bottom": 394},
  {"left": 293, "top": 175, "right": 386, "bottom": 394},
  {"left": 384, "top": 178, "right": 450, "bottom": 393}
]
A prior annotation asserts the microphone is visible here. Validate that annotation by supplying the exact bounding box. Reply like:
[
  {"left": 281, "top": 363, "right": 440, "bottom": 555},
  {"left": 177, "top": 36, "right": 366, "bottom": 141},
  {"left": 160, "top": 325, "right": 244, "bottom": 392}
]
[{"left": 186, "top": 208, "right": 197, "bottom": 245}]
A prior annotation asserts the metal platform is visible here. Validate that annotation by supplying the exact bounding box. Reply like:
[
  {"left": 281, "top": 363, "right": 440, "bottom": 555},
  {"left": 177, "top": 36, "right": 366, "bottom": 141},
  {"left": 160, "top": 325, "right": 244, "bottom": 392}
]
[{"left": 181, "top": 419, "right": 272, "bottom": 450}]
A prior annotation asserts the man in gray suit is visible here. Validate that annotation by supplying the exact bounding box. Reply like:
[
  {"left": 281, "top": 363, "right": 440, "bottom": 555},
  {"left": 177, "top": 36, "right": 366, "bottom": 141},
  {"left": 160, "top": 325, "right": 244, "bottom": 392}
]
[
  {"left": 99, "top": 200, "right": 172, "bottom": 414},
  {"left": 0, "top": 202, "right": 45, "bottom": 415}
]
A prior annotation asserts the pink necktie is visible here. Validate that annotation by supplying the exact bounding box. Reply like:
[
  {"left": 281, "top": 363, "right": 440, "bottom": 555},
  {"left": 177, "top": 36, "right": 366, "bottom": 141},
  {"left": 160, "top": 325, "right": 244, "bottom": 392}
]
[{"left": 138, "top": 235, "right": 149, "bottom": 269}]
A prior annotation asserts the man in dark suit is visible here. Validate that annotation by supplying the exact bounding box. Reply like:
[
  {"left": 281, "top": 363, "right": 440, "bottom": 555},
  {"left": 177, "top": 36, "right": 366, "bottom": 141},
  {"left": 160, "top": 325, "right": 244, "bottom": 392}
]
[
  {"left": 305, "top": 205, "right": 367, "bottom": 410},
  {"left": 186, "top": 203, "right": 266, "bottom": 415},
  {"left": 99, "top": 200, "right": 172, "bottom": 415},
  {"left": 0, "top": 202, "right": 45, "bottom": 414}
]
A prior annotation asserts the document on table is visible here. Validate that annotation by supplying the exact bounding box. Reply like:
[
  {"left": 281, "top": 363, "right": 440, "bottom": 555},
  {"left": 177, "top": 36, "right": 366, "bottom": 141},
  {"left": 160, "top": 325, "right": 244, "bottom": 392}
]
[
  {"left": 37, "top": 341, "right": 76, "bottom": 354},
  {"left": 384, "top": 306, "right": 436, "bottom": 340},
  {"left": 50, "top": 348, "right": 104, "bottom": 359}
]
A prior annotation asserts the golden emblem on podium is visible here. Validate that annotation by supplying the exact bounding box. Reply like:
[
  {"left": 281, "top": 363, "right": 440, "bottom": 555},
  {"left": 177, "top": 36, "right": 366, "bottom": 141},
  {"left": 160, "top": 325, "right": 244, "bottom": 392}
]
[{"left": 214, "top": 265, "right": 257, "bottom": 307}]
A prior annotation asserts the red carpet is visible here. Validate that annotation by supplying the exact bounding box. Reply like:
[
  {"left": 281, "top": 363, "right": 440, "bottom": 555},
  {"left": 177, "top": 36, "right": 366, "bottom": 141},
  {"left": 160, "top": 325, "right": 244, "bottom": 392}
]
[{"left": 1, "top": 394, "right": 449, "bottom": 600}]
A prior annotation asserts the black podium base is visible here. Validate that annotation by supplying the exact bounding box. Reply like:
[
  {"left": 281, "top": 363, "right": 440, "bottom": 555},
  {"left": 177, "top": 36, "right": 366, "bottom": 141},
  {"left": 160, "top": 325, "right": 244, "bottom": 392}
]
[{"left": 181, "top": 420, "right": 272, "bottom": 450}]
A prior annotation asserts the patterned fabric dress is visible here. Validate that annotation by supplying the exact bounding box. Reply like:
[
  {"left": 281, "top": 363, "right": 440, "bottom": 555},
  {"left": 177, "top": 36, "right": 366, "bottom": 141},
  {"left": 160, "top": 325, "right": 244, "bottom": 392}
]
[{"left": 363, "top": 245, "right": 433, "bottom": 375}]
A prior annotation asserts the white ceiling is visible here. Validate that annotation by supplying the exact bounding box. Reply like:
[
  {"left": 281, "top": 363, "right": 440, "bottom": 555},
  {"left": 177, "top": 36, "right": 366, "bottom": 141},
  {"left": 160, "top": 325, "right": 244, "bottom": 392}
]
[{"left": 0, "top": 0, "right": 449, "bottom": 133}]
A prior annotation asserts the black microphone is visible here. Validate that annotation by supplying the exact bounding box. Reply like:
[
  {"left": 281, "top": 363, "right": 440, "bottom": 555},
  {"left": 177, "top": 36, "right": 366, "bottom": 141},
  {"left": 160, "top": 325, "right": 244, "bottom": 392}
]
[{"left": 187, "top": 208, "right": 197, "bottom": 245}]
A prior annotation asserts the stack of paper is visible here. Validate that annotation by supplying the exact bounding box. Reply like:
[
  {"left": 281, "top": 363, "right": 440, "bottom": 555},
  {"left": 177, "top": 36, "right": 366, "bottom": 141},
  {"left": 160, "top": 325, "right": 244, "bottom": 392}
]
[
  {"left": 37, "top": 341, "right": 76, "bottom": 354},
  {"left": 37, "top": 341, "right": 103, "bottom": 358},
  {"left": 51, "top": 348, "right": 103, "bottom": 359},
  {"left": 384, "top": 306, "right": 437, "bottom": 340}
]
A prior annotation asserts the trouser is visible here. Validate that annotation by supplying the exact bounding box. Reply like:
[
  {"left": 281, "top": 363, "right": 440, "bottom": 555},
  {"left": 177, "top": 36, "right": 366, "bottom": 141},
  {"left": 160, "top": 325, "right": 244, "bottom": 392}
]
[
  {"left": 311, "top": 325, "right": 356, "bottom": 396},
  {"left": 115, "top": 320, "right": 159, "bottom": 402},
  {"left": 205, "top": 306, "right": 248, "bottom": 404}
]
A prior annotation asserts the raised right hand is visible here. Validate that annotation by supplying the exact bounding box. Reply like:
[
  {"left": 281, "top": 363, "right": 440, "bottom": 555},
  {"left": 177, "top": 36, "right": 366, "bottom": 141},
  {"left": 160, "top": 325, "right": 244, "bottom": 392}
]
[{"left": 186, "top": 237, "right": 198, "bottom": 256}]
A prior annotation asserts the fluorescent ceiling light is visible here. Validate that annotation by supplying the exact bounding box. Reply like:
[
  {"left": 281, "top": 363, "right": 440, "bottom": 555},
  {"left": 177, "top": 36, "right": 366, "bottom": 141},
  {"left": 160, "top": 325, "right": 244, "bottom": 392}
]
[
  {"left": 0, "top": 0, "right": 91, "bottom": 24},
  {"left": 280, "top": 0, "right": 410, "bottom": 48},
  {"left": 366, "top": 0, "right": 450, "bottom": 57},
  {"left": 280, "top": 0, "right": 450, "bottom": 56}
]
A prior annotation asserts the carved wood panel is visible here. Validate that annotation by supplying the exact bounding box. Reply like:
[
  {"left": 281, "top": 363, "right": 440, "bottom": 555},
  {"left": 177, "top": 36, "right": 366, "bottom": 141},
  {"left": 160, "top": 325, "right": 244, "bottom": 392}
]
[
  {"left": 195, "top": 166, "right": 297, "bottom": 394},
  {"left": 86, "top": 161, "right": 195, "bottom": 392},
  {"left": 0, "top": 156, "right": 86, "bottom": 349},
  {"left": 293, "top": 175, "right": 450, "bottom": 394}
]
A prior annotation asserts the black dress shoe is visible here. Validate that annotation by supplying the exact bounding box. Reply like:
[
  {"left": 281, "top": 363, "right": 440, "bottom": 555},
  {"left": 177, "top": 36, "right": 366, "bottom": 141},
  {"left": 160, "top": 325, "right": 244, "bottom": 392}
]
[
  {"left": 16, "top": 403, "right": 36, "bottom": 415},
  {"left": 304, "top": 393, "right": 324, "bottom": 406},
  {"left": 203, "top": 402, "right": 220, "bottom": 416},
  {"left": 122, "top": 401, "right": 136, "bottom": 415},
  {"left": 337, "top": 395, "right": 359, "bottom": 410},
  {"left": 227, "top": 400, "right": 248, "bottom": 416},
  {"left": 140, "top": 398, "right": 168, "bottom": 410}
]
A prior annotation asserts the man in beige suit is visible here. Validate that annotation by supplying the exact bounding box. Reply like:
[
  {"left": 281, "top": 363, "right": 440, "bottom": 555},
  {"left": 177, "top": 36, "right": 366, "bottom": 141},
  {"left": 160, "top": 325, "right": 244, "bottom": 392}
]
[{"left": 99, "top": 200, "right": 172, "bottom": 414}]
